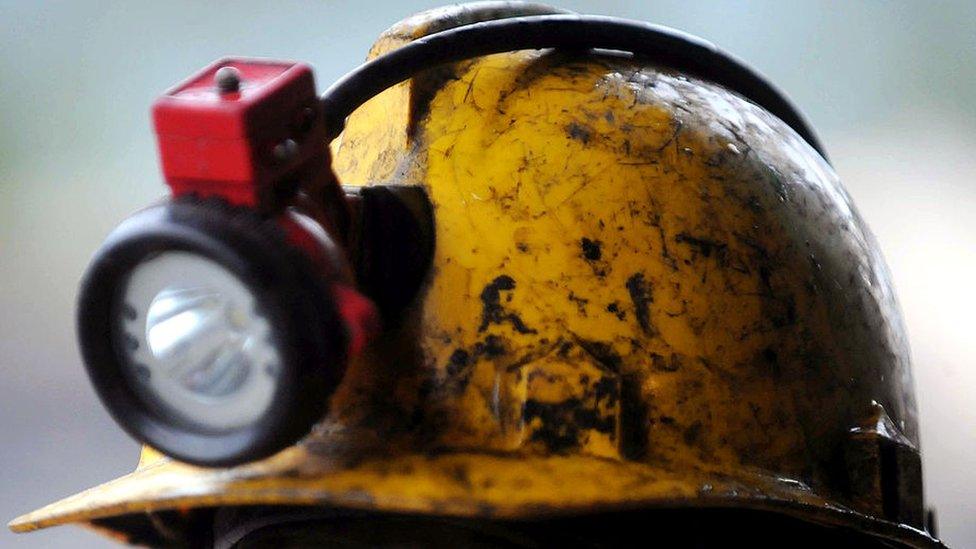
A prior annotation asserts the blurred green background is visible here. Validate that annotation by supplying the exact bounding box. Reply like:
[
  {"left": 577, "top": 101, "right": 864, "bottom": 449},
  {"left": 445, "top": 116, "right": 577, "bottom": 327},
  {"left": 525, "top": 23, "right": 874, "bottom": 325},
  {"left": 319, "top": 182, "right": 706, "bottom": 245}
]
[{"left": 1, "top": 1, "right": 974, "bottom": 547}]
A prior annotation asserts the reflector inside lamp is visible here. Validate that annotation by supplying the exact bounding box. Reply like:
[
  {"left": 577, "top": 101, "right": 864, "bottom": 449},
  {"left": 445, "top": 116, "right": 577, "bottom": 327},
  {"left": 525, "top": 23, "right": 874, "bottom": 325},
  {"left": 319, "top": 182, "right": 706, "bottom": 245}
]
[{"left": 117, "top": 251, "right": 280, "bottom": 432}]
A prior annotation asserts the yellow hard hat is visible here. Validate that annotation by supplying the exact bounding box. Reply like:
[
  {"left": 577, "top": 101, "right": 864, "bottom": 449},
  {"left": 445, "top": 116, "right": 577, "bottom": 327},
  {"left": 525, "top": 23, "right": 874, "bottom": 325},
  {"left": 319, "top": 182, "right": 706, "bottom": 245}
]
[{"left": 10, "top": 2, "right": 943, "bottom": 547}]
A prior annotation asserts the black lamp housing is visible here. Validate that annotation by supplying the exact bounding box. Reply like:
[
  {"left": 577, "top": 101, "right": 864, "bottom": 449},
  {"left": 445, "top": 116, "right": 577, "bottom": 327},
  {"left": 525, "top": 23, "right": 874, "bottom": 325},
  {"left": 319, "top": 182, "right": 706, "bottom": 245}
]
[{"left": 77, "top": 198, "right": 348, "bottom": 466}]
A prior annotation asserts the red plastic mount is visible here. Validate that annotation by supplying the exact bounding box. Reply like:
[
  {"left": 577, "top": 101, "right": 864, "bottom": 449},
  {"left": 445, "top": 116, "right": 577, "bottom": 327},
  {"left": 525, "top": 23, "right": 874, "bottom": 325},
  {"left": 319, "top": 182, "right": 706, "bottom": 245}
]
[
  {"left": 277, "top": 211, "right": 379, "bottom": 358},
  {"left": 152, "top": 58, "right": 327, "bottom": 207}
]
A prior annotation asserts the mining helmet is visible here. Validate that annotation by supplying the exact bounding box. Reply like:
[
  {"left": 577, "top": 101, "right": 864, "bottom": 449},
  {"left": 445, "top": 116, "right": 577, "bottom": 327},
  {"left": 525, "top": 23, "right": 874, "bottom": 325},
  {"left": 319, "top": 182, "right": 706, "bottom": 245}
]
[{"left": 10, "top": 2, "right": 944, "bottom": 547}]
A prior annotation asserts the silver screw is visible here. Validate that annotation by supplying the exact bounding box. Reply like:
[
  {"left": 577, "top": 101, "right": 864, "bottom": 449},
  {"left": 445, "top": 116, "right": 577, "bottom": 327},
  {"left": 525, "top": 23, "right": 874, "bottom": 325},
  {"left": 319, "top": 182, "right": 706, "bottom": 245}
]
[
  {"left": 215, "top": 66, "right": 242, "bottom": 94},
  {"left": 273, "top": 139, "right": 299, "bottom": 162}
]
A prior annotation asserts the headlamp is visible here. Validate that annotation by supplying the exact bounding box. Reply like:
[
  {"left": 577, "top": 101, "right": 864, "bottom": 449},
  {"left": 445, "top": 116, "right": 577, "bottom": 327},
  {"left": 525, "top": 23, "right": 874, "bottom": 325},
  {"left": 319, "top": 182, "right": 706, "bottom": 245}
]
[
  {"left": 77, "top": 55, "right": 435, "bottom": 465},
  {"left": 79, "top": 200, "right": 355, "bottom": 465}
]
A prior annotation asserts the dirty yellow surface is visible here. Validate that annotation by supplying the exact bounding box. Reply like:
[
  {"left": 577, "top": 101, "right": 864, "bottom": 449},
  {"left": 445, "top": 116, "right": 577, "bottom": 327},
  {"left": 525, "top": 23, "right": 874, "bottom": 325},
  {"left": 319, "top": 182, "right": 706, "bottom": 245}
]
[
  {"left": 11, "top": 4, "right": 935, "bottom": 547},
  {"left": 333, "top": 18, "right": 919, "bottom": 488}
]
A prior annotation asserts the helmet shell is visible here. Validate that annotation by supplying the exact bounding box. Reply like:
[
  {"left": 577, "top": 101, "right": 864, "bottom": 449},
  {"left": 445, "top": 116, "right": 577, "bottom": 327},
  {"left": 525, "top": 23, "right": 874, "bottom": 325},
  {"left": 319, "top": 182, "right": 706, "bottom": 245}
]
[
  {"left": 333, "top": 1, "right": 929, "bottom": 540},
  {"left": 10, "top": 4, "right": 938, "bottom": 547}
]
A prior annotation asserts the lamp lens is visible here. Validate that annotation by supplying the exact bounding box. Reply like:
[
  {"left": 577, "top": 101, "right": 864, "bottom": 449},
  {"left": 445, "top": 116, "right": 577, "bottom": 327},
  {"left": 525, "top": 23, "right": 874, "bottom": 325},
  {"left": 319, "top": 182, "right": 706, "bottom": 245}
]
[{"left": 116, "top": 251, "right": 281, "bottom": 432}]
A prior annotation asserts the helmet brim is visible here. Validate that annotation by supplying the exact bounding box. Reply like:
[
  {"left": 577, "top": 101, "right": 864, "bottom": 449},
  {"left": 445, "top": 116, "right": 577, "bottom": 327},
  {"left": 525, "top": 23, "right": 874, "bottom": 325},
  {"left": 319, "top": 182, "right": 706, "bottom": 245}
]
[{"left": 9, "top": 446, "right": 942, "bottom": 547}]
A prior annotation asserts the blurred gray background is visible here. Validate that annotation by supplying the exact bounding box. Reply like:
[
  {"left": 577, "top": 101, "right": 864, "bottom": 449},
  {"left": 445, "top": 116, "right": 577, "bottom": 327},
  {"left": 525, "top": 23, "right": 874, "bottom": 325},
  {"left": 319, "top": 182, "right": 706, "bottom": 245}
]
[{"left": 1, "top": 1, "right": 974, "bottom": 547}]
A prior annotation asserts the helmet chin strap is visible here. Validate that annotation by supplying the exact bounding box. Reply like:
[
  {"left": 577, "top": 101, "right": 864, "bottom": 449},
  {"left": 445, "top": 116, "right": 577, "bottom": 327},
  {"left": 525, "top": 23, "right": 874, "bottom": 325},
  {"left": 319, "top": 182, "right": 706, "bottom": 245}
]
[{"left": 320, "top": 14, "right": 829, "bottom": 163}]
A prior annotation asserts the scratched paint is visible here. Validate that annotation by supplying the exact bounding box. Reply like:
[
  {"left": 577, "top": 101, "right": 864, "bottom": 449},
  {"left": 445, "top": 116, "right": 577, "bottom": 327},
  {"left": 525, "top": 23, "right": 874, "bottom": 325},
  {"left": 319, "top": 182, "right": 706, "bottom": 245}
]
[
  {"left": 336, "top": 42, "right": 920, "bottom": 478},
  {"left": 330, "top": 2, "right": 925, "bottom": 538}
]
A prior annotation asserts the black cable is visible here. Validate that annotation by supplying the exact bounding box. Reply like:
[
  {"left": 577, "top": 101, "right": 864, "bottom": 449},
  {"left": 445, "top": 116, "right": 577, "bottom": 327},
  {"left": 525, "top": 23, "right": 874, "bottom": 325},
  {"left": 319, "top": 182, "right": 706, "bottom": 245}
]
[{"left": 320, "top": 14, "right": 828, "bottom": 162}]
